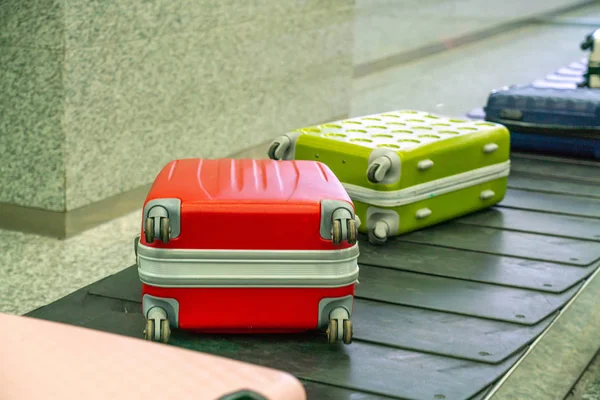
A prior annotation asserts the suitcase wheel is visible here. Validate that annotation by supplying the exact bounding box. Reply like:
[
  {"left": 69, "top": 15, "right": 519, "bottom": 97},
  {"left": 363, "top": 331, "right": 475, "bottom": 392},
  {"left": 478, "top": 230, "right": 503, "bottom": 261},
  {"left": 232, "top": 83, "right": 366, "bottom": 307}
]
[
  {"left": 267, "top": 142, "right": 281, "bottom": 160},
  {"left": 367, "top": 163, "right": 380, "bottom": 183},
  {"left": 326, "top": 307, "right": 352, "bottom": 345},
  {"left": 144, "top": 218, "right": 155, "bottom": 243},
  {"left": 330, "top": 205, "right": 358, "bottom": 246},
  {"left": 267, "top": 135, "right": 292, "bottom": 160},
  {"left": 143, "top": 307, "right": 171, "bottom": 344},
  {"left": 331, "top": 218, "right": 359, "bottom": 245},
  {"left": 367, "top": 155, "right": 393, "bottom": 183},
  {"left": 326, "top": 319, "right": 338, "bottom": 344},
  {"left": 143, "top": 319, "right": 154, "bottom": 341},
  {"left": 160, "top": 319, "right": 171, "bottom": 343},
  {"left": 342, "top": 320, "right": 353, "bottom": 345},
  {"left": 159, "top": 217, "right": 171, "bottom": 244},
  {"left": 368, "top": 220, "right": 390, "bottom": 245},
  {"left": 347, "top": 219, "right": 358, "bottom": 245},
  {"left": 331, "top": 220, "right": 342, "bottom": 246},
  {"left": 143, "top": 216, "right": 171, "bottom": 244}
]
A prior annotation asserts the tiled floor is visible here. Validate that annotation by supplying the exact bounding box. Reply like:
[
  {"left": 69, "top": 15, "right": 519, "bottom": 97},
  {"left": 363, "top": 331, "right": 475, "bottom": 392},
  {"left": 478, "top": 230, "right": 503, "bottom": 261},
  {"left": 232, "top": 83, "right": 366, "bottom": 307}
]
[
  {"left": 1, "top": 1, "right": 599, "bottom": 397},
  {"left": 0, "top": 210, "right": 139, "bottom": 315}
]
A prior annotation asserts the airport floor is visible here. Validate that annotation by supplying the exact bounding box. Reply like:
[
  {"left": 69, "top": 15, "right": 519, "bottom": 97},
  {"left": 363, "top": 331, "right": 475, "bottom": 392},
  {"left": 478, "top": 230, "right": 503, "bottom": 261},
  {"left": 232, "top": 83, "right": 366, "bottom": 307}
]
[{"left": 2, "top": 2, "right": 600, "bottom": 398}]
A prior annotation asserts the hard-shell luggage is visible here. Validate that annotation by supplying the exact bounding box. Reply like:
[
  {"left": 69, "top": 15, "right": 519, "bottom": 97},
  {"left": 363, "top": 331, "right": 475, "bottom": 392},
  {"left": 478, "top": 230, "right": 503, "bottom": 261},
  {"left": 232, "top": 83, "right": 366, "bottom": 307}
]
[
  {"left": 136, "top": 158, "right": 360, "bottom": 345},
  {"left": 1, "top": 313, "right": 307, "bottom": 400},
  {"left": 268, "top": 110, "right": 510, "bottom": 244},
  {"left": 483, "top": 85, "right": 600, "bottom": 160}
]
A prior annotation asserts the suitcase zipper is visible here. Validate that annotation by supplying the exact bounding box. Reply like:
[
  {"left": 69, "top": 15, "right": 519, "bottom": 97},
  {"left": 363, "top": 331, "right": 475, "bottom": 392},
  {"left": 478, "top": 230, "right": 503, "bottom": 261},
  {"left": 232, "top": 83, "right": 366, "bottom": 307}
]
[{"left": 342, "top": 161, "right": 510, "bottom": 207}]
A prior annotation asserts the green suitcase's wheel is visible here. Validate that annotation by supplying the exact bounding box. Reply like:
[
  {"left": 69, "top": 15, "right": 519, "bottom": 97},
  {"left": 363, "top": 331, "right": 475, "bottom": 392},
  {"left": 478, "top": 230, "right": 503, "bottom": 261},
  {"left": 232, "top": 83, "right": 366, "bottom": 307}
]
[
  {"left": 268, "top": 142, "right": 280, "bottom": 160},
  {"left": 144, "top": 218, "right": 155, "bottom": 243},
  {"left": 159, "top": 217, "right": 170, "bottom": 243},
  {"left": 367, "top": 163, "right": 380, "bottom": 183},
  {"left": 331, "top": 220, "right": 342, "bottom": 245},
  {"left": 368, "top": 229, "right": 388, "bottom": 245},
  {"left": 326, "top": 319, "right": 338, "bottom": 344},
  {"left": 347, "top": 219, "right": 357, "bottom": 245}
]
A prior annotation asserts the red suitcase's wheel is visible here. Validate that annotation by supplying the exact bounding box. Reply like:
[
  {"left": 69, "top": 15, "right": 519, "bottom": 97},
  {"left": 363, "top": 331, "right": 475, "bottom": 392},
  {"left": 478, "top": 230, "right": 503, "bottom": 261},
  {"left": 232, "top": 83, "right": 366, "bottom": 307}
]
[
  {"left": 144, "top": 218, "right": 155, "bottom": 243},
  {"left": 143, "top": 319, "right": 154, "bottom": 341},
  {"left": 160, "top": 319, "right": 171, "bottom": 344},
  {"left": 342, "top": 320, "right": 353, "bottom": 345},
  {"left": 326, "top": 319, "right": 338, "bottom": 344},
  {"left": 331, "top": 220, "right": 342, "bottom": 246},
  {"left": 159, "top": 217, "right": 170, "bottom": 243},
  {"left": 268, "top": 142, "right": 280, "bottom": 160},
  {"left": 347, "top": 219, "right": 357, "bottom": 245}
]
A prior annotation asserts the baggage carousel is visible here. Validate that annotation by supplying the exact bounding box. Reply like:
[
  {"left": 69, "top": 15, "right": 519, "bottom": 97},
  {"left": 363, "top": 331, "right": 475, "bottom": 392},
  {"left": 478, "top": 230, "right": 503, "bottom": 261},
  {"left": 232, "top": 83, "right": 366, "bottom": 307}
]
[{"left": 26, "top": 152, "right": 600, "bottom": 400}]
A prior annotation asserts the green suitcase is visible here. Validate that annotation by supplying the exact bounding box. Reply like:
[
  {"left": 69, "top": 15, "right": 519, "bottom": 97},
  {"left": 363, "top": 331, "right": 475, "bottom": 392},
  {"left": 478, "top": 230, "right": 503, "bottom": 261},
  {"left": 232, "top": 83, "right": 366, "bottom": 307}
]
[{"left": 268, "top": 110, "right": 510, "bottom": 244}]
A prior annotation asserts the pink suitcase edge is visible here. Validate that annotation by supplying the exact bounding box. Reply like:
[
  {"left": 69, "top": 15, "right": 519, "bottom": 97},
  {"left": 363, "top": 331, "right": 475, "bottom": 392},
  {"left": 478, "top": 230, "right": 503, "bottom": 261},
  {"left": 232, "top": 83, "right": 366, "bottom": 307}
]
[{"left": 0, "top": 313, "right": 307, "bottom": 400}]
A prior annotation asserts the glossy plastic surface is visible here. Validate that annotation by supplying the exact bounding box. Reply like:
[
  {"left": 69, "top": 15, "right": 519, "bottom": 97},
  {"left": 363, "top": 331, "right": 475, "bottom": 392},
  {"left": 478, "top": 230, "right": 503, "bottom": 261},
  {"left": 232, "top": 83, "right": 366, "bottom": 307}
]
[
  {"left": 353, "top": 177, "right": 508, "bottom": 235},
  {"left": 510, "top": 132, "right": 600, "bottom": 160},
  {"left": 290, "top": 110, "right": 510, "bottom": 192},
  {"left": 0, "top": 313, "right": 307, "bottom": 400},
  {"left": 142, "top": 284, "right": 355, "bottom": 332},
  {"left": 476, "top": 63, "right": 600, "bottom": 159},
  {"left": 141, "top": 159, "right": 354, "bottom": 251},
  {"left": 485, "top": 85, "right": 600, "bottom": 131}
]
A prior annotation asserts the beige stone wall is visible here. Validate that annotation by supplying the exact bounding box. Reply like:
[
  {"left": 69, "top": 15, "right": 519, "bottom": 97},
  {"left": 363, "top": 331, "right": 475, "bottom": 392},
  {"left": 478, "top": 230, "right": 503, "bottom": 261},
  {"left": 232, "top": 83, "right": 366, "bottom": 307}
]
[
  {"left": 0, "top": 0, "right": 355, "bottom": 211},
  {"left": 0, "top": 0, "right": 591, "bottom": 212},
  {"left": 0, "top": 1, "right": 66, "bottom": 211}
]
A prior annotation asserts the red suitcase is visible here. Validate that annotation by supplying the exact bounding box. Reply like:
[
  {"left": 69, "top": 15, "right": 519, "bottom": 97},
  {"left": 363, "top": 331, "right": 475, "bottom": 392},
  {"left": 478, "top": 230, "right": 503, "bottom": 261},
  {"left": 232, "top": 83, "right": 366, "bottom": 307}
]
[{"left": 135, "top": 158, "right": 360, "bottom": 345}]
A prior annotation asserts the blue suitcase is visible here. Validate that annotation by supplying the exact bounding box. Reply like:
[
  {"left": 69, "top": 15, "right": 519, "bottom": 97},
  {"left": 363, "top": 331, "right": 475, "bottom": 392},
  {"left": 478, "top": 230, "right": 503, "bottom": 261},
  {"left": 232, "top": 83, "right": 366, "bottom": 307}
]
[
  {"left": 466, "top": 59, "right": 587, "bottom": 120},
  {"left": 483, "top": 84, "right": 600, "bottom": 160}
]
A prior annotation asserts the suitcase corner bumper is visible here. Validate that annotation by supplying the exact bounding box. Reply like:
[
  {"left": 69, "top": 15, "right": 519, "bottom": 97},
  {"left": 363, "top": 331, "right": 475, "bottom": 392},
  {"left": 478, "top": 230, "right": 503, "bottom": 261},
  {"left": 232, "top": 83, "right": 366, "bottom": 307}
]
[{"left": 142, "top": 294, "right": 180, "bottom": 328}]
